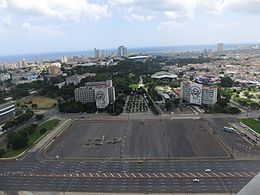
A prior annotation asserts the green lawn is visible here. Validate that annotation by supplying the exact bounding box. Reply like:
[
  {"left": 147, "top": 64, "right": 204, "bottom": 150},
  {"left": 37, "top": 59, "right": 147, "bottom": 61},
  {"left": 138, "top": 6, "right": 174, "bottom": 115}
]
[
  {"left": 130, "top": 84, "right": 140, "bottom": 90},
  {"left": 1, "top": 148, "right": 26, "bottom": 158},
  {"left": 240, "top": 118, "right": 260, "bottom": 134}
]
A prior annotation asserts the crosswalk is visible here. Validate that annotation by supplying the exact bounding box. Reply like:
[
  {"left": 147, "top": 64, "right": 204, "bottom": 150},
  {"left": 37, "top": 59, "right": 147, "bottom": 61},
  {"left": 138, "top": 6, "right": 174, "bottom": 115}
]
[{"left": 0, "top": 171, "right": 257, "bottom": 179}]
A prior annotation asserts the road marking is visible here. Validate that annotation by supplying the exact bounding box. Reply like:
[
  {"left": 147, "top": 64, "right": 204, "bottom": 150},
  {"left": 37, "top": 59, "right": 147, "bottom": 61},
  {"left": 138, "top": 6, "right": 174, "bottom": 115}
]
[
  {"left": 242, "top": 172, "right": 251, "bottom": 177},
  {"left": 234, "top": 172, "right": 243, "bottom": 177},
  {"left": 167, "top": 173, "right": 174, "bottom": 178},
  {"left": 160, "top": 173, "right": 166, "bottom": 178},
  {"left": 175, "top": 173, "right": 181, "bottom": 177},
  {"left": 110, "top": 173, "right": 115, "bottom": 178},
  {"left": 197, "top": 173, "right": 204, "bottom": 177},
  {"left": 103, "top": 173, "right": 107, "bottom": 178},
  {"left": 226, "top": 172, "right": 235, "bottom": 177},
  {"left": 204, "top": 173, "right": 212, "bottom": 177},
  {"left": 219, "top": 173, "right": 227, "bottom": 177},
  {"left": 89, "top": 173, "right": 93, "bottom": 177},
  {"left": 76, "top": 173, "right": 79, "bottom": 177},
  {"left": 250, "top": 172, "right": 256, "bottom": 176},
  {"left": 117, "top": 173, "right": 122, "bottom": 178},
  {"left": 146, "top": 173, "right": 151, "bottom": 178},
  {"left": 212, "top": 173, "right": 219, "bottom": 177},
  {"left": 96, "top": 173, "right": 100, "bottom": 177},
  {"left": 189, "top": 173, "right": 196, "bottom": 177},
  {"left": 82, "top": 173, "right": 86, "bottom": 177},
  {"left": 138, "top": 173, "right": 143, "bottom": 178},
  {"left": 153, "top": 173, "right": 159, "bottom": 178},
  {"left": 182, "top": 173, "right": 189, "bottom": 177},
  {"left": 131, "top": 173, "right": 136, "bottom": 178},
  {"left": 124, "top": 173, "right": 129, "bottom": 178}
]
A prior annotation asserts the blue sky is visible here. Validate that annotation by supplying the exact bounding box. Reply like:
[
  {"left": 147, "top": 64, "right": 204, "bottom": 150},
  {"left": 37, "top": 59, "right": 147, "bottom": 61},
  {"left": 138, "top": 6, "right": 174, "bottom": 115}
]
[{"left": 0, "top": 0, "right": 260, "bottom": 55}]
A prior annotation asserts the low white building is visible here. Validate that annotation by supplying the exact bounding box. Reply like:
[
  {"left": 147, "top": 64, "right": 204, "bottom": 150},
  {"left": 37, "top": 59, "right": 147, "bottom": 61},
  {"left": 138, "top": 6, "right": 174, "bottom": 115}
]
[
  {"left": 74, "top": 80, "right": 115, "bottom": 109},
  {"left": 151, "top": 71, "right": 178, "bottom": 81},
  {"left": 0, "top": 73, "right": 11, "bottom": 82}
]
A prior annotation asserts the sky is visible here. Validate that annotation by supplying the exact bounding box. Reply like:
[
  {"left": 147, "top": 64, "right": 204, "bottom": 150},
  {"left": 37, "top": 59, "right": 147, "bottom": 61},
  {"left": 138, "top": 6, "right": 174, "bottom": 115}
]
[{"left": 0, "top": 0, "right": 260, "bottom": 55}]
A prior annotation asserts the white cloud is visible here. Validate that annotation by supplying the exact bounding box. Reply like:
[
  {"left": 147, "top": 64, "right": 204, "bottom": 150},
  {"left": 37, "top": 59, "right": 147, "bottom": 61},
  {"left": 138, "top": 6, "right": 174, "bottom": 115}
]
[
  {"left": 0, "top": 0, "right": 7, "bottom": 9},
  {"left": 111, "top": 0, "right": 197, "bottom": 22},
  {"left": 5, "top": 0, "right": 110, "bottom": 21},
  {"left": 124, "top": 14, "right": 155, "bottom": 22},
  {"left": 22, "top": 22, "right": 32, "bottom": 30},
  {"left": 211, "top": 0, "right": 260, "bottom": 15}
]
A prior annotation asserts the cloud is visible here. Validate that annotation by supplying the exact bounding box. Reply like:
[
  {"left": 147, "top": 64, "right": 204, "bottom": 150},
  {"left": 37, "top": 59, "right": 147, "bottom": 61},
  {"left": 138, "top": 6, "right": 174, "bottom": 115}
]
[
  {"left": 4, "top": 0, "right": 110, "bottom": 21},
  {"left": 22, "top": 22, "right": 32, "bottom": 30},
  {"left": 110, "top": 0, "right": 197, "bottom": 22},
  {"left": 0, "top": 0, "right": 7, "bottom": 9},
  {"left": 124, "top": 14, "right": 155, "bottom": 22},
  {"left": 211, "top": 0, "right": 260, "bottom": 15}
]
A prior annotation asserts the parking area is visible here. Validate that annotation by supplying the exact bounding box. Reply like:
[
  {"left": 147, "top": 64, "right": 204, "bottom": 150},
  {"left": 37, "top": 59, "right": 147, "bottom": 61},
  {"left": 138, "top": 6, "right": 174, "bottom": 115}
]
[
  {"left": 206, "top": 117, "right": 260, "bottom": 156},
  {"left": 46, "top": 119, "right": 229, "bottom": 160}
]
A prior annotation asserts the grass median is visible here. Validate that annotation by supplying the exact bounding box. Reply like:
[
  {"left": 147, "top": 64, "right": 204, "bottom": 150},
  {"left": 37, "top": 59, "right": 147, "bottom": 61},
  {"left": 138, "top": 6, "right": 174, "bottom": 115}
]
[
  {"left": 239, "top": 118, "right": 260, "bottom": 134},
  {"left": 0, "top": 119, "right": 60, "bottom": 158}
]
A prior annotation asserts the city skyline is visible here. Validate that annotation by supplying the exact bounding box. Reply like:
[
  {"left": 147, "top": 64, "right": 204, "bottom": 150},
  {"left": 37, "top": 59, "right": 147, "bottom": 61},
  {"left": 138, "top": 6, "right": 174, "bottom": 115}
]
[{"left": 1, "top": 0, "right": 260, "bottom": 55}]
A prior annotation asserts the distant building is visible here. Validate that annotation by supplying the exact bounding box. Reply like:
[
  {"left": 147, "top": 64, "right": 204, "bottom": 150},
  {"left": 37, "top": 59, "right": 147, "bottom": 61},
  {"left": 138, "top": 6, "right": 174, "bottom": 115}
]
[
  {"left": 217, "top": 43, "right": 224, "bottom": 53},
  {"left": 61, "top": 56, "right": 68, "bottom": 63},
  {"left": 94, "top": 48, "right": 100, "bottom": 59},
  {"left": 180, "top": 81, "right": 218, "bottom": 106},
  {"left": 151, "top": 71, "right": 178, "bottom": 81},
  {"left": 118, "top": 45, "right": 128, "bottom": 57},
  {"left": 0, "top": 102, "right": 15, "bottom": 125},
  {"left": 74, "top": 80, "right": 115, "bottom": 109},
  {"left": 0, "top": 73, "right": 11, "bottom": 82},
  {"left": 17, "top": 58, "right": 28, "bottom": 69},
  {"left": 66, "top": 73, "right": 96, "bottom": 86}
]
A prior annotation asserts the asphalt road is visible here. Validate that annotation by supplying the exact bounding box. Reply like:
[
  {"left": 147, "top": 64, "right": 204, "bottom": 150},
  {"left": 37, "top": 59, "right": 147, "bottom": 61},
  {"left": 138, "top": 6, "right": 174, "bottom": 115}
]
[{"left": 0, "top": 159, "right": 259, "bottom": 193}]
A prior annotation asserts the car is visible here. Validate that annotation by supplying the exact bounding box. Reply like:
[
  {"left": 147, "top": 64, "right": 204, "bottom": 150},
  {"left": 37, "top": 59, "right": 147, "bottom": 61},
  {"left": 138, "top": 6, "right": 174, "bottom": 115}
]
[
  {"left": 192, "top": 179, "right": 200, "bottom": 182},
  {"left": 55, "top": 155, "right": 59, "bottom": 160},
  {"left": 205, "top": 169, "right": 211, "bottom": 172}
]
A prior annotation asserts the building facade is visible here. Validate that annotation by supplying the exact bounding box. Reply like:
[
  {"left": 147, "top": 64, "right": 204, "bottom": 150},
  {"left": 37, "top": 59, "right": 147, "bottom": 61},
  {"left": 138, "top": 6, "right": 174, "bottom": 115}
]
[
  {"left": 74, "top": 80, "right": 115, "bottom": 109},
  {"left": 0, "top": 102, "right": 15, "bottom": 125},
  {"left": 180, "top": 81, "right": 218, "bottom": 106},
  {"left": 118, "top": 46, "right": 128, "bottom": 57}
]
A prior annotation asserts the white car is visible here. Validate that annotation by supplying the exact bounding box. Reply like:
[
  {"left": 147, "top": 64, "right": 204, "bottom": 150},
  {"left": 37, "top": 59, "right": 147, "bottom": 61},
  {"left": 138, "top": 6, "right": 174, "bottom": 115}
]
[
  {"left": 192, "top": 179, "right": 200, "bottom": 182},
  {"left": 205, "top": 169, "right": 211, "bottom": 172}
]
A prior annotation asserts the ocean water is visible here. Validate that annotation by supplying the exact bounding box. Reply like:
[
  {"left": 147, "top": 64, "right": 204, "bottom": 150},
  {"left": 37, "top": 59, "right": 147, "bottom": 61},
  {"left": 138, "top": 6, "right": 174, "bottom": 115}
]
[{"left": 0, "top": 44, "right": 240, "bottom": 64}]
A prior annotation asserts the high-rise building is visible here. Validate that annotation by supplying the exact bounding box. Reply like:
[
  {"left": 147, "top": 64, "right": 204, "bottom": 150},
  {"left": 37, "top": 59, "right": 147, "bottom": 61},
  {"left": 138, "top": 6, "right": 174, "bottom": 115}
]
[
  {"left": 61, "top": 56, "right": 68, "bottom": 63},
  {"left": 180, "top": 81, "right": 218, "bottom": 106},
  {"left": 217, "top": 43, "right": 224, "bottom": 53},
  {"left": 94, "top": 48, "right": 100, "bottom": 59},
  {"left": 118, "top": 45, "right": 128, "bottom": 57},
  {"left": 74, "top": 80, "right": 115, "bottom": 109},
  {"left": 17, "top": 58, "right": 28, "bottom": 69}
]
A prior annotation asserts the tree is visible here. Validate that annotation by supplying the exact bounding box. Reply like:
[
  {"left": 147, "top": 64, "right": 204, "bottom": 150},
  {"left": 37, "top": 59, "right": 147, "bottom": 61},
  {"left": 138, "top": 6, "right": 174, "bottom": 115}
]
[
  {"left": 220, "top": 77, "right": 233, "bottom": 88},
  {"left": 35, "top": 114, "right": 44, "bottom": 120},
  {"left": 32, "top": 103, "right": 38, "bottom": 109},
  {"left": 165, "top": 100, "right": 172, "bottom": 111}
]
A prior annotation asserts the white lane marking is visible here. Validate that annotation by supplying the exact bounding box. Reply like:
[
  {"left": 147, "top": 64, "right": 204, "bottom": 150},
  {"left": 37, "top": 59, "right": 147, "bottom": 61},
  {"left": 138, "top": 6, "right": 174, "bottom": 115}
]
[
  {"left": 103, "top": 173, "right": 107, "bottom": 178},
  {"left": 182, "top": 173, "right": 189, "bottom": 177},
  {"left": 204, "top": 173, "right": 212, "bottom": 177},
  {"left": 138, "top": 173, "right": 143, "bottom": 178},
  {"left": 227, "top": 172, "right": 235, "bottom": 177},
  {"left": 212, "top": 173, "right": 219, "bottom": 177},
  {"left": 146, "top": 173, "right": 151, "bottom": 178},
  {"left": 96, "top": 173, "right": 100, "bottom": 177},
  {"left": 197, "top": 173, "right": 204, "bottom": 177},
  {"left": 69, "top": 174, "right": 72, "bottom": 177},
  {"left": 242, "top": 172, "right": 251, "bottom": 177},
  {"left": 175, "top": 173, "right": 181, "bottom": 177},
  {"left": 167, "top": 173, "right": 174, "bottom": 178},
  {"left": 110, "top": 173, "right": 115, "bottom": 178},
  {"left": 234, "top": 172, "right": 243, "bottom": 177},
  {"left": 189, "top": 173, "right": 196, "bottom": 177},
  {"left": 90, "top": 173, "right": 93, "bottom": 177},
  {"left": 131, "top": 173, "right": 136, "bottom": 178},
  {"left": 153, "top": 173, "right": 159, "bottom": 178},
  {"left": 76, "top": 173, "right": 79, "bottom": 177},
  {"left": 124, "top": 173, "right": 129, "bottom": 178},
  {"left": 219, "top": 173, "right": 227, "bottom": 177},
  {"left": 117, "top": 173, "right": 122, "bottom": 178},
  {"left": 82, "top": 173, "right": 86, "bottom": 177},
  {"left": 250, "top": 172, "right": 256, "bottom": 176},
  {"left": 160, "top": 173, "right": 166, "bottom": 178}
]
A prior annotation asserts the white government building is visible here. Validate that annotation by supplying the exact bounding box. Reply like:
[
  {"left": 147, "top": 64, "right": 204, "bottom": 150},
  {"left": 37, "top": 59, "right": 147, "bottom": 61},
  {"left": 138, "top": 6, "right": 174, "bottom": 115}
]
[
  {"left": 180, "top": 81, "right": 218, "bottom": 106},
  {"left": 74, "top": 80, "right": 115, "bottom": 109}
]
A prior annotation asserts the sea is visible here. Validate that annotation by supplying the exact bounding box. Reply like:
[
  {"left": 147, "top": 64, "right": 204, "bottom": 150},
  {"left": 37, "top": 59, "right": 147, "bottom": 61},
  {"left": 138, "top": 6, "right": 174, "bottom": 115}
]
[{"left": 0, "top": 43, "right": 249, "bottom": 64}]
